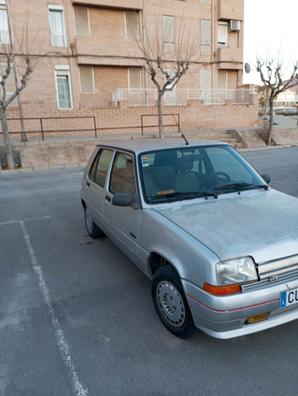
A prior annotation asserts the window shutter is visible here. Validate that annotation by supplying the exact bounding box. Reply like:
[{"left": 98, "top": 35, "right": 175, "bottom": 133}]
[
  {"left": 74, "top": 6, "right": 89, "bottom": 36},
  {"left": 200, "top": 69, "right": 211, "bottom": 91},
  {"left": 128, "top": 68, "right": 141, "bottom": 90},
  {"left": 201, "top": 20, "right": 211, "bottom": 53},
  {"left": 163, "top": 16, "right": 175, "bottom": 44},
  {"left": 79, "top": 66, "right": 94, "bottom": 93},
  {"left": 125, "top": 11, "right": 139, "bottom": 39},
  {"left": 218, "top": 22, "right": 228, "bottom": 46}
]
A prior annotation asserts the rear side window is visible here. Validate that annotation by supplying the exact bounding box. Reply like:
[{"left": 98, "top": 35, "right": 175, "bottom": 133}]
[
  {"left": 110, "top": 152, "right": 136, "bottom": 195},
  {"left": 89, "top": 149, "right": 113, "bottom": 188}
]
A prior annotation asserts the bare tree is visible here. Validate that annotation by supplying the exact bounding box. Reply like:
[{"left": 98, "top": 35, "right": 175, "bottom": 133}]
[
  {"left": 137, "top": 17, "right": 199, "bottom": 138},
  {"left": 256, "top": 58, "right": 298, "bottom": 145},
  {"left": 0, "top": 22, "right": 36, "bottom": 168}
]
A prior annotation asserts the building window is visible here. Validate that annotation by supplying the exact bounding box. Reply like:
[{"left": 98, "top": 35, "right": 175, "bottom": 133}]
[
  {"left": 200, "top": 69, "right": 212, "bottom": 91},
  {"left": 201, "top": 20, "right": 211, "bottom": 55},
  {"left": 218, "top": 22, "right": 228, "bottom": 46},
  {"left": 55, "top": 66, "right": 72, "bottom": 109},
  {"left": 128, "top": 68, "right": 141, "bottom": 90},
  {"left": 125, "top": 11, "right": 140, "bottom": 39},
  {"left": 163, "top": 16, "right": 175, "bottom": 54},
  {"left": 74, "top": 6, "right": 89, "bottom": 36},
  {"left": 48, "top": 6, "right": 67, "bottom": 47},
  {"left": 79, "top": 66, "right": 94, "bottom": 93},
  {"left": 0, "top": 63, "right": 15, "bottom": 94},
  {"left": 0, "top": 4, "right": 9, "bottom": 44},
  {"left": 218, "top": 70, "right": 228, "bottom": 90}
]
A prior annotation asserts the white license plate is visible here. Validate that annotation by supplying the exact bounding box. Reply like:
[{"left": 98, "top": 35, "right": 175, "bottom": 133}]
[{"left": 280, "top": 288, "right": 298, "bottom": 308}]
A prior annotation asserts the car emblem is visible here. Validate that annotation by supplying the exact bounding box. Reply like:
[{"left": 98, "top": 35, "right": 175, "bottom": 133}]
[{"left": 269, "top": 275, "right": 279, "bottom": 282}]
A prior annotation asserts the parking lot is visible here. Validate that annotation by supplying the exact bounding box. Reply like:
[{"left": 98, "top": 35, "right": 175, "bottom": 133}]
[{"left": 1, "top": 146, "right": 298, "bottom": 396}]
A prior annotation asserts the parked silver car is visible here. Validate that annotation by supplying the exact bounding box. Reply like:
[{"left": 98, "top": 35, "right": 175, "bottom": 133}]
[{"left": 81, "top": 140, "right": 298, "bottom": 339}]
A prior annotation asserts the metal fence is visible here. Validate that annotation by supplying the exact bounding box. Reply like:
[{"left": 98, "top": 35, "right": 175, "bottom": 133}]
[
  {"left": 112, "top": 88, "right": 256, "bottom": 107},
  {"left": 0, "top": 114, "right": 181, "bottom": 142},
  {"left": 141, "top": 114, "right": 181, "bottom": 136},
  {"left": 0, "top": 116, "right": 97, "bottom": 141}
]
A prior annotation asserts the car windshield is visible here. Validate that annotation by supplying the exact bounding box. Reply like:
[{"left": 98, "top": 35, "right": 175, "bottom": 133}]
[{"left": 139, "top": 145, "right": 267, "bottom": 204}]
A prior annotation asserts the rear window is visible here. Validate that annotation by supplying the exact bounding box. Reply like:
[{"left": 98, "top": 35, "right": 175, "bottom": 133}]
[{"left": 89, "top": 149, "right": 113, "bottom": 188}]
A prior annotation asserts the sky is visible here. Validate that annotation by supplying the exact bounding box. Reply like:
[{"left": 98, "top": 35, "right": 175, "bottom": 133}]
[{"left": 243, "top": 0, "right": 298, "bottom": 84}]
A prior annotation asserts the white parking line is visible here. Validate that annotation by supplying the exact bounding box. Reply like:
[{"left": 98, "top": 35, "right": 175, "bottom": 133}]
[
  {"left": 19, "top": 220, "right": 88, "bottom": 396},
  {"left": 0, "top": 216, "right": 51, "bottom": 226}
]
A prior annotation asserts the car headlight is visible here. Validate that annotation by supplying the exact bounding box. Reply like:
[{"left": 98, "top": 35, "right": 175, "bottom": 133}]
[{"left": 216, "top": 257, "right": 258, "bottom": 285}]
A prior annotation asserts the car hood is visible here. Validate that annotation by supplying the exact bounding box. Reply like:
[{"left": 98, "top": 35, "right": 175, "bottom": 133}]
[{"left": 155, "top": 189, "right": 298, "bottom": 263}]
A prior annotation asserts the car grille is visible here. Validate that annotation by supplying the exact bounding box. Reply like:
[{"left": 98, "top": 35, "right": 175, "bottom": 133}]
[{"left": 241, "top": 255, "right": 298, "bottom": 292}]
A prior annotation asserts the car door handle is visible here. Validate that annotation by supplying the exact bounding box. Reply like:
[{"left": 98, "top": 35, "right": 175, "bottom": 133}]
[
  {"left": 129, "top": 232, "right": 136, "bottom": 239},
  {"left": 105, "top": 195, "right": 111, "bottom": 202},
  {"left": 86, "top": 181, "right": 90, "bottom": 187}
]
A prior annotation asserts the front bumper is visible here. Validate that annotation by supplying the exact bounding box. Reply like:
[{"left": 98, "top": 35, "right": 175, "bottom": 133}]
[{"left": 182, "top": 278, "right": 298, "bottom": 339}]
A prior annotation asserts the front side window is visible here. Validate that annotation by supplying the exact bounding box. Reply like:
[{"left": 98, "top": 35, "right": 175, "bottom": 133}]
[
  {"left": 49, "top": 6, "right": 67, "bottom": 47},
  {"left": 110, "top": 152, "right": 136, "bottom": 195},
  {"left": 55, "top": 68, "right": 72, "bottom": 109},
  {"left": 89, "top": 149, "right": 113, "bottom": 187},
  {"left": 139, "top": 145, "right": 266, "bottom": 204}
]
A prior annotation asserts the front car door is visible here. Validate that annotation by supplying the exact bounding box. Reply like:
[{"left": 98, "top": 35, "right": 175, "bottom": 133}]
[{"left": 104, "top": 151, "right": 142, "bottom": 263}]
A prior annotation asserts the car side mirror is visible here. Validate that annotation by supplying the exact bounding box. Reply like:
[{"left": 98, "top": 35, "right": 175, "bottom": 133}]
[
  {"left": 261, "top": 174, "right": 271, "bottom": 184},
  {"left": 112, "top": 193, "right": 135, "bottom": 207}
]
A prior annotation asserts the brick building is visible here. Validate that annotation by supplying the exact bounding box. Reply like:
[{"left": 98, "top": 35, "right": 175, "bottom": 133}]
[{"left": 1, "top": 0, "right": 258, "bottom": 137}]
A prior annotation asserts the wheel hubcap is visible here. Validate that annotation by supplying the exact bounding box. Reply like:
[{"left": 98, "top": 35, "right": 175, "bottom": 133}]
[
  {"left": 85, "top": 209, "right": 93, "bottom": 234},
  {"left": 156, "top": 281, "right": 186, "bottom": 328}
]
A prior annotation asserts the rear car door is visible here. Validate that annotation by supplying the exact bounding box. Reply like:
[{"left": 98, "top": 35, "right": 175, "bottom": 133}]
[
  {"left": 85, "top": 148, "right": 114, "bottom": 229},
  {"left": 104, "top": 151, "right": 142, "bottom": 260}
]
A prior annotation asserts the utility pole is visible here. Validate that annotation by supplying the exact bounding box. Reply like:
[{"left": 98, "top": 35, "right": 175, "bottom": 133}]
[{"left": 6, "top": 0, "right": 27, "bottom": 142}]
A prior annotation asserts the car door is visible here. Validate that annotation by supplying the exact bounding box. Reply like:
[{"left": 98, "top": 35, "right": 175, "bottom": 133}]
[
  {"left": 104, "top": 151, "right": 142, "bottom": 260},
  {"left": 84, "top": 148, "right": 114, "bottom": 230}
]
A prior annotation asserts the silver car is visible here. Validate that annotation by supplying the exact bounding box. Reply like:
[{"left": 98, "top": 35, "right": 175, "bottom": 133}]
[{"left": 81, "top": 140, "right": 298, "bottom": 339}]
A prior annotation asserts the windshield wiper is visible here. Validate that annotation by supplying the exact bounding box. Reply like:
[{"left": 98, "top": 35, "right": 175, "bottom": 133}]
[
  {"left": 216, "top": 182, "right": 269, "bottom": 192},
  {"left": 150, "top": 191, "right": 218, "bottom": 202}
]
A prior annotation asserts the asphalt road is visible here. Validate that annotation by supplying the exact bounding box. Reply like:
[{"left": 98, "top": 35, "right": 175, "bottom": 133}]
[{"left": 1, "top": 146, "right": 298, "bottom": 396}]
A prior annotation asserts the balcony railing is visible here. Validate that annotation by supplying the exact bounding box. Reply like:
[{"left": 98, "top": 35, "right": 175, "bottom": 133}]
[{"left": 113, "top": 88, "right": 256, "bottom": 106}]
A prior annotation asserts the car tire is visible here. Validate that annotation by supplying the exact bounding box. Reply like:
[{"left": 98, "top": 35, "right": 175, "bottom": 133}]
[
  {"left": 152, "top": 265, "right": 195, "bottom": 338},
  {"left": 84, "top": 206, "right": 104, "bottom": 239}
]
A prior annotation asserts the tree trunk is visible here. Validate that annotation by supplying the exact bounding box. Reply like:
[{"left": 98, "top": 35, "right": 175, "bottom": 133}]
[
  {"left": 267, "top": 100, "right": 274, "bottom": 146},
  {"left": 157, "top": 92, "right": 164, "bottom": 139},
  {"left": 0, "top": 109, "right": 14, "bottom": 169}
]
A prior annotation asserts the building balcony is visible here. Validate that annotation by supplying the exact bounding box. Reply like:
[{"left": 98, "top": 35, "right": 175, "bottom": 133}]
[
  {"left": 217, "top": 0, "right": 244, "bottom": 21},
  {"left": 75, "top": 37, "right": 143, "bottom": 66},
  {"left": 216, "top": 47, "right": 243, "bottom": 70},
  {"left": 72, "top": 0, "right": 143, "bottom": 10},
  {"left": 112, "top": 88, "right": 255, "bottom": 106}
]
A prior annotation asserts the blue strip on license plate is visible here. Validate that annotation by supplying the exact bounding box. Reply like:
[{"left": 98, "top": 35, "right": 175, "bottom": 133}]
[{"left": 280, "top": 288, "right": 298, "bottom": 308}]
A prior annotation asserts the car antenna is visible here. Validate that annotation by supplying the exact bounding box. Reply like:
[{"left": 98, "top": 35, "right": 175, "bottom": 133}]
[{"left": 181, "top": 132, "right": 190, "bottom": 146}]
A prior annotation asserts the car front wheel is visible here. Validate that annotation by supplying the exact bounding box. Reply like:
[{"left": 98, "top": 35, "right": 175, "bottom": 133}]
[{"left": 152, "top": 266, "right": 195, "bottom": 338}]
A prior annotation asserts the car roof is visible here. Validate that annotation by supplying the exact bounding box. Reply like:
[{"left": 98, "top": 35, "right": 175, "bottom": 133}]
[{"left": 96, "top": 139, "right": 229, "bottom": 155}]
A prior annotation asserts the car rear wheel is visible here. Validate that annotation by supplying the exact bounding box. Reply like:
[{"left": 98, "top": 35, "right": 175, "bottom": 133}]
[
  {"left": 152, "top": 266, "right": 195, "bottom": 338},
  {"left": 84, "top": 206, "right": 104, "bottom": 239}
]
